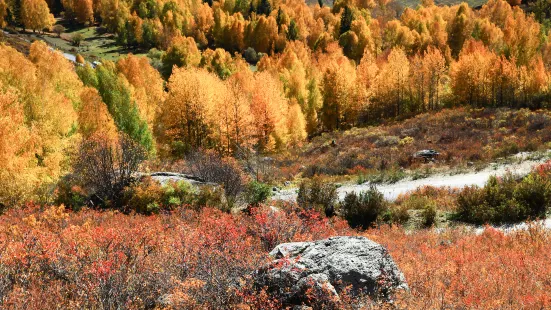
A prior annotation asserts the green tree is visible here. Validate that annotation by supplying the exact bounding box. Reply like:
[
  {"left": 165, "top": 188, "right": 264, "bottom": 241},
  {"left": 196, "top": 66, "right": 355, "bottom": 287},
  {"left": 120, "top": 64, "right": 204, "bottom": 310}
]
[
  {"left": 77, "top": 63, "right": 154, "bottom": 153},
  {"left": 339, "top": 6, "right": 353, "bottom": 35},
  {"left": 257, "top": 0, "right": 271, "bottom": 15},
  {"left": 448, "top": 3, "right": 471, "bottom": 58},
  {"left": 276, "top": 7, "right": 283, "bottom": 32},
  {"left": 286, "top": 19, "right": 299, "bottom": 41}
]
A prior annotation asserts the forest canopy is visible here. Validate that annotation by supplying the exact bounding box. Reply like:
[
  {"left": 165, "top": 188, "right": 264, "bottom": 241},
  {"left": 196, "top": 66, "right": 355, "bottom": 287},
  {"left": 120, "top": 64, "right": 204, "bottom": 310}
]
[{"left": 0, "top": 0, "right": 550, "bottom": 206}]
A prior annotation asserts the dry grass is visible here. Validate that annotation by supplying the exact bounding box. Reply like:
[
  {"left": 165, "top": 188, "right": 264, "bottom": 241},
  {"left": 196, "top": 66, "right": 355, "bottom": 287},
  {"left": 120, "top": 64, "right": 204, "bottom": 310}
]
[{"left": 279, "top": 108, "right": 551, "bottom": 180}]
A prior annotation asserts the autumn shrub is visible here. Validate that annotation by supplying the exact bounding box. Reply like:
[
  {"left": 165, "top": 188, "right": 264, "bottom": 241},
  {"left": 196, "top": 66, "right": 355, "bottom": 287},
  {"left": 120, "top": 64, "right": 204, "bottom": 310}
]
[
  {"left": 188, "top": 150, "right": 247, "bottom": 208},
  {"left": 362, "top": 224, "right": 551, "bottom": 309},
  {"left": 455, "top": 172, "right": 551, "bottom": 224},
  {"left": 71, "top": 33, "right": 84, "bottom": 46},
  {"left": 340, "top": 185, "right": 387, "bottom": 229},
  {"left": 54, "top": 175, "right": 87, "bottom": 211},
  {"left": 297, "top": 177, "right": 338, "bottom": 216},
  {"left": 401, "top": 195, "right": 433, "bottom": 211},
  {"left": 395, "top": 186, "right": 458, "bottom": 212},
  {"left": 492, "top": 140, "right": 520, "bottom": 159},
  {"left": 245, "top": 181, "right": 272, "bottom": 206},
  {"left": 122, "top": 177, "right": 164, "bottom": 214},
  {"left": 0, "top": 204, "right": 351, "bottom": 309},
  {"left": 194, "top": 186, "right": 226, "bottom": 211},
  {"left": 122, "top": 178, "right": 226, "bottom": 213},
  {"left": 162, "top": 180, "right": 197, "bottom": 208},
  {"left": 76, "top": 54, "right": 85, "bottom": 64},
  {"left": 52, "top": 24, "right": 65, "bottom": 37},
  {"left": 421, "top": 203, "right": 437, "bottom": 227},
  {"left": 385, "top": 203, "right": 410, "bottom": 224},
  {"left": 73, "top": 134, "right": 147, "bottom": 210}
]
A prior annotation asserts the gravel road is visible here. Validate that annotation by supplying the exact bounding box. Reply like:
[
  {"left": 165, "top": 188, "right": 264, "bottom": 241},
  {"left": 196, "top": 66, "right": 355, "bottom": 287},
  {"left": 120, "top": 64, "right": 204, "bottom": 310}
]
[{"left": 273, "top": 152, "right": 551, "bottom": 203}]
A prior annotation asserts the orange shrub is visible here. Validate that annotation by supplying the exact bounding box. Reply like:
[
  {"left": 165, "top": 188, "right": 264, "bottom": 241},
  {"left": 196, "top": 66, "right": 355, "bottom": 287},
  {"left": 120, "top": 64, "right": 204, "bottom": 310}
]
[{"left": 2, "top": 204, "right": 551, "bottom": 308}]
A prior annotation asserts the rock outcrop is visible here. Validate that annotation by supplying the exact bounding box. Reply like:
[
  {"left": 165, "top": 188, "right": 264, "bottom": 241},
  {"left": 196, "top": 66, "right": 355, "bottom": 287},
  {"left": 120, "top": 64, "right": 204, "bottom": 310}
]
[
  {"left": 146, "top": 172, "right": 211, "bottom": 186},
  {"left": 255, "top": 236, "right": 407, "bottom": 307}
]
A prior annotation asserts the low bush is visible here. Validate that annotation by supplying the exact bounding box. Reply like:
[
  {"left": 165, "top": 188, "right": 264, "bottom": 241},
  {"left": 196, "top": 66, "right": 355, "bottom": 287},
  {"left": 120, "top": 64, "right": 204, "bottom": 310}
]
[
  {"left": 122, "top": 177, "right": 164, "bottom": 214},
  {"left": 0, "top": 204, "right": 350, "bottom": 309},
  {"left": 340, "top": 185, "right": 387, "bottom": 229},
  {"left": 195, "top": 186, "right": 226, "bottom": 211},
  {"left": 120, "top": 176, "right": 232, "bottom": 214},
  {"left": 384, "top": 203, "right": 410, "bottom": 224},
  {"left": 162, "top": 180, "right": 197, "bottom": 209},
  {"left": 245, "top": 181, "right": 272, "bottom": 206},
  {"left": 72, "top": 134, "right": 147, "bottom": 210},
  {"left": 122, "top": 178, "right": 199, "bottom": 214},
  {"left": 188, "top": 150, "right": 247, "bottom": 208},
  {"left": 297, "top": 177, "right": 337, "bottom": 216},
  {"left": 54, "top": 175, "right": 87, "bottom": 211},
  {"left": 455, "top": 172, "right": 551, "bottom": 224},
  {"left": 71, "top": 33, "right": 84, "bottom": 46},
  {"left": 421, "top": 203, "right": 437, "bottom": 227}
]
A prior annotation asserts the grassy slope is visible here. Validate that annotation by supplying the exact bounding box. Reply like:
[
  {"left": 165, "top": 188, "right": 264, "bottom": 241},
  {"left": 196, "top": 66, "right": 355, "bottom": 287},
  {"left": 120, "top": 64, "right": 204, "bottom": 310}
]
[
  {"left": 43, "top": 24, "right": 149, "bottom": 61},
  {"left": 2, "top": 20, "right": 148, "bottom": 62},
  {"left": 276, "top": 108, "right": 551, "bottom": 182}
]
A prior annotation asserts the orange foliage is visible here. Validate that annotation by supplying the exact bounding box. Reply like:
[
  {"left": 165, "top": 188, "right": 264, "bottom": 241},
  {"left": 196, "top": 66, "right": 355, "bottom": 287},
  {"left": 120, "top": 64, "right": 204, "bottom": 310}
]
[
  {"left": 365, "top": 225, "right": 551, "bottom": 309},
  {"left": 0, "top": 43, "right": 79, "bottom": 206},
  {"left": 116, "top": 54, "right": 165, "bottom": 126},
  {"left": 78, "top": 87, "right": 117, "bottom": 140},
  {"left": 2, "top": 204, "right": 551, "bottom": 308},
  {"left": 0, "top": 205, "right": 350, "bottom": 308}
]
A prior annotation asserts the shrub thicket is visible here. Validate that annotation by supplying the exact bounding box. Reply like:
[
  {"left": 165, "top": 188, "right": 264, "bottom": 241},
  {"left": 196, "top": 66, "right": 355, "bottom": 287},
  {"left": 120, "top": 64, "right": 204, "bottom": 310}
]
[
  {"left": 456, "top": 172, "right": 551, "bottom": 224},
  {"left": 188, "top": 150, "right": 246, "bottom": 208},
  {"left": 245, "top": 181, "right": 272, "bottom": 206},
  {"left": 73, "top": 134, "right": 147, "bottom": 210},
  {"left": 122, "top": 178, "right": 198, "bottom": 214},
  {"left": 297, "top": 177, "right": 338, "bottom": 216},
  {"left": 340, "top": 185, "right": 387, "bottom": 229},
  {"left": 421, "top": 202, "right": 437, "bottom": 227}
]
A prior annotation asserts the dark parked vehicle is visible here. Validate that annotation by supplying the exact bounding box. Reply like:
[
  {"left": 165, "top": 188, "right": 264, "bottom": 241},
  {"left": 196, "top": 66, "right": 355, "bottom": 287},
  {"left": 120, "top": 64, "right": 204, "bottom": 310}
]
[{"left": 413, "top": 149, "right": 440, "bottom": 162}]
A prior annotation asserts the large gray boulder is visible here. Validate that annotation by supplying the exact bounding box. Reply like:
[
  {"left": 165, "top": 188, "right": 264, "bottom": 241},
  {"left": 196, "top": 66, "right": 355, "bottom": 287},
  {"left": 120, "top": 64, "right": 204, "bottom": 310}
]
[
  {"left": 255, "top": 236, "right": 407, "bottom": 307},
  {"left": 146, "top": 172, "right": 211, "bottom": 186}
]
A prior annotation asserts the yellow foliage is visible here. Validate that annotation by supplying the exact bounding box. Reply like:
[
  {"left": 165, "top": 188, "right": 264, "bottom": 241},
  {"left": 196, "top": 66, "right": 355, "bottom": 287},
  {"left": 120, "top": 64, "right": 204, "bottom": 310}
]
[
  {"left": 117, "top": 54, "right": 165, "bottom": 126},
  {"left": 0, "top": 43, "right": 80, "bottom": 206}
]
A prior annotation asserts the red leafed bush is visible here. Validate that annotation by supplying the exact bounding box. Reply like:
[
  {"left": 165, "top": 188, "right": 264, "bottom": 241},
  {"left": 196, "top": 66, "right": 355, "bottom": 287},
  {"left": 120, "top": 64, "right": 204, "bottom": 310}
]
[
  {"left": 2, "top": 204, "right": 551, "bottom": 308},
  {"left": 364, "top": 225, "right": 551, "bottom": 309},
  {"left": 0, "top": 204, "right": 350, "bottom": 309}
]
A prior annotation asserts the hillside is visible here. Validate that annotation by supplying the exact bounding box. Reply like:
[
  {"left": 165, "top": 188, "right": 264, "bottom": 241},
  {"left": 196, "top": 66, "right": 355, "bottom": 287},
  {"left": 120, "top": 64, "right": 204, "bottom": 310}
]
[
  {"left": 1, "top": 0, "right": 551, "bottom": 307},
  {"left": 278, "top": 108, "right": 551, "bottom": 181},
  {"left": 309, "top": 0, "right": 488, "bottom": 10}
]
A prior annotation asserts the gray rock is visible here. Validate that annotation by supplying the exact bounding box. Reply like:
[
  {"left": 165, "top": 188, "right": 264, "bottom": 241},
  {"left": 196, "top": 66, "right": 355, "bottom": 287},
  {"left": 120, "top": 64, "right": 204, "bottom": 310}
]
[
  {"left": 146, "top": 172, "right": 213, "bottom": 186},
  {"left": 255, "top": 236, "right": 407, "bottom": 306}
]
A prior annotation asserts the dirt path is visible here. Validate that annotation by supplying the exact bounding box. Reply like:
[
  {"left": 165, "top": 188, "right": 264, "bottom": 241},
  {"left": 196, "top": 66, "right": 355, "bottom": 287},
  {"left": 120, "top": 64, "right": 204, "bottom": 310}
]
[{"left": 273, "top": 152, "right": 551, "bottom": 202}]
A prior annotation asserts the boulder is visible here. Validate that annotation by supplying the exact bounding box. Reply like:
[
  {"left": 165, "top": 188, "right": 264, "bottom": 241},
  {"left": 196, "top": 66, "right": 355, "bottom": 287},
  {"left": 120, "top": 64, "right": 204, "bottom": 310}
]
[
  {"left": 255, "top": 236, "right": 407, "bottom": 306},
  {"left": 146, "top": 172, "right": 211, "bottom": 186}
]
